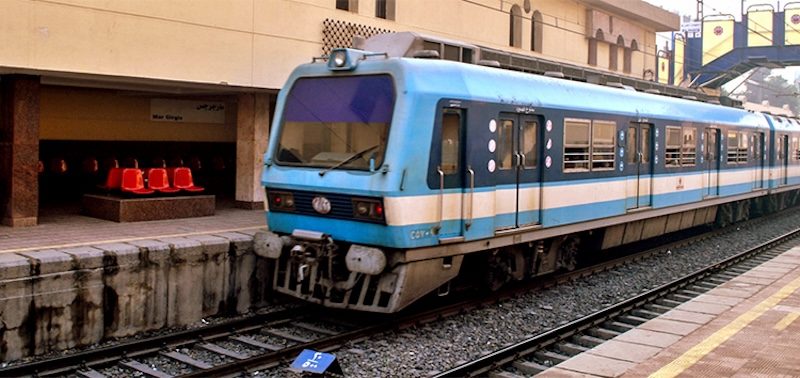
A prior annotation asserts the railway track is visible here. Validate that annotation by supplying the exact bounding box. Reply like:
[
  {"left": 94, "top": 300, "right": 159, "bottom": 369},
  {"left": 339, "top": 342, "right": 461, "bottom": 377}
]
[
  {"left": 432, "top": 227, "right": 800, "bottom": 377},
  {"left": 0, "top": 215, "right": 783, "bottom": 377}
]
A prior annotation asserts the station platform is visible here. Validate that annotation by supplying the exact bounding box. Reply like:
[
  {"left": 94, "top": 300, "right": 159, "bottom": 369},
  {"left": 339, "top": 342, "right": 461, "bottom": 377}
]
[
  {"left": 540, "top": 246, "right": 800, "bottom": 377},
  {"left": 0, "top": 204, "right": 269, "bottom": 362},
  {"left": 0, "top": 203, "right": 264, "bottom": 253}
]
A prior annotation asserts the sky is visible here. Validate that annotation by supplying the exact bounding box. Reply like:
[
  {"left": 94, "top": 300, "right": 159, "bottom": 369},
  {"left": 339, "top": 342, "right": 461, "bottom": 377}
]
[
  {"left": 643, "top": 0, "right": 799, "bottom": 87},
  {"left": 644, "top": 0, "right": 760, "bottom": 20}
]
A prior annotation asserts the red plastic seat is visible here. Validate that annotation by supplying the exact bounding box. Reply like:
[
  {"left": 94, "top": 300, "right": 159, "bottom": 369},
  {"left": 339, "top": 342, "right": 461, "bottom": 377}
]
[
  {"left": 121, "top": 168, "right": 154, "bottom": 195},
  {"left": 147, "top": 168, "right": 180, "bottom": 194},
  {"left": 99, "top": 167, "right": 123, "bottom": 191},
  {"left": 169, "top": 167, "right": 204, "bottom": 193}
]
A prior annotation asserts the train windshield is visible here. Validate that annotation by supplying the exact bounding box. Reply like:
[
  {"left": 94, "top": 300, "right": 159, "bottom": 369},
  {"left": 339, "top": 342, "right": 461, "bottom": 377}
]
[{"left": 275, "top": 75, "right": 395, "bottom": 171}]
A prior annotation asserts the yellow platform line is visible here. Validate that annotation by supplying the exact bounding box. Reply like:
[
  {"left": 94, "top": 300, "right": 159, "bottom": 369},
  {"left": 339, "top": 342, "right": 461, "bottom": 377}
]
[
  {"left": 774, "top": 312, "right": 800, "bottom": 331},
  {"left": 0, "top": 225, "right": 265, "bottom": 254},
  {"left": 649, "top": 274, "right": 800, "bottom": 378}
]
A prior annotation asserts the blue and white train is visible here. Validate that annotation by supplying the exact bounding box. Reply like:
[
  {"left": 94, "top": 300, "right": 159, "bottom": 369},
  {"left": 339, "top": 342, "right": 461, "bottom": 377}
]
[{"left": 256, "top": 38, "right": 800, "bottom": 313}]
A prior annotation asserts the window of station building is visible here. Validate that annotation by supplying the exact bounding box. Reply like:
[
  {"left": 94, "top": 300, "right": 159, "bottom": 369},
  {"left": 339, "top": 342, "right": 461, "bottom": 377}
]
[
  {"left": 336, "top": 0, "right": 353, "bottom": 11},
  {"left": 441, "top": 112, "right": 461, "bottom": 174},
  {"left": 510, "top": 4, "right": 523, "bottom": 48},
  {"left": 610, "top": 36, "right": 624, "bottom": 72},
  {"left": 588, "top": 29, "right": 603, "bottom": 66},
  {"left": 531, "top": 11, "right": 543, "bottom": 53},
  {"left": 681, "top": 128, "right": 697, "bottom": 166},
  {"left": 591, "top": 121, "right": 616, "bottom": 171},
  {"left": 624, "top": 40, "right": 638, "bottom": 74},
  {"left": 564, "top": 119, "right": 616, "bottom": 173},
  {"left": 665, "top": 127, "right": 682, "bottom": 167},
  {"left": 498, "top": 119, "right": 515, "bottom": 170},
  {"left": 375, "top": 0, "right": 395, "bottom": 19}
]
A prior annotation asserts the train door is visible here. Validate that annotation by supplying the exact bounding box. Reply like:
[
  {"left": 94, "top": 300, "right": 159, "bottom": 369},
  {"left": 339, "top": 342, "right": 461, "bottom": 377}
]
[
  {"left": 496, "top": 113, "right": 543, "bottom": 229},
  {"left": 778, "top": 135, "right": 789, "bottom": 186},
  {"left": 626, "top": 122, "right": 653, "bottom": 209},
  {"left": 704, "top": 128, "right": 720, "bottom": 197},
  {"left": 753, "top": 132, "right": 765, "bottom": 189},
  {"left": 437, "top": 109, "right": 466, "bottom": 241}
]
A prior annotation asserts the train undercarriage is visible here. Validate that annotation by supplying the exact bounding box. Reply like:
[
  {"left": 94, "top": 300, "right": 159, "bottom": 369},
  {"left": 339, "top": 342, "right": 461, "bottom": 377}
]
[{"left": 255, "top": 190, "right": 800, "bottom": 313}]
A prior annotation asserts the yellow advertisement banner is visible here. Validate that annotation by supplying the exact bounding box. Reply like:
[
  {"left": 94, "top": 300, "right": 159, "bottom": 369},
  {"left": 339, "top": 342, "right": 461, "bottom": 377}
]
[
  {"left": 786, "top": 9, "right": 800, "bottom": 45},
  {"left": 673, "top": 37, "right": 685, "bottom": 86},
  {"left": 658, "top": 55, "right": 670, "bottom": 84},
  {"left": 748, "top": 10, "right": 773, "bottom": 47},
  {"left": 702, "top": 19, "right": 734, "bottom": 65}
]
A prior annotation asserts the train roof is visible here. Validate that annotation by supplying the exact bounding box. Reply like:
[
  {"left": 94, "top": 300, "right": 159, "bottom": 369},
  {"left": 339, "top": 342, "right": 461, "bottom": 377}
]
[
  {"left": 285, "top": 51, "right": 778, "bottom": 130},
  {"left": 393, "top": 57, "right": 769, "bottom": 129}
]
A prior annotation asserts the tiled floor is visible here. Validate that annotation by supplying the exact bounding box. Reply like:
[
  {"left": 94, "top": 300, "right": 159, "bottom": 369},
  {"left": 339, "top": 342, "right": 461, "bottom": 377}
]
[
  {"left": 539, "top": 247, "right": 800, "bottom": 378},
  {"left": 0, "top": 204, "right": 265, "bottom": 253}
]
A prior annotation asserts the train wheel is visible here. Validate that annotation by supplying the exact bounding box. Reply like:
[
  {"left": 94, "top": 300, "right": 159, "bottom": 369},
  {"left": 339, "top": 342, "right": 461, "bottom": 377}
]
[{"left": 556, "top": 236, "right": 580, "bottom": 271}]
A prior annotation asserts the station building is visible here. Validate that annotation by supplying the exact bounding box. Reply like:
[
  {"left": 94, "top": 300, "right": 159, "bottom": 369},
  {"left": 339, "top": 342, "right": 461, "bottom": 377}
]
[{"left": 0, "top": 0, "right": 678, "bottom": 227}]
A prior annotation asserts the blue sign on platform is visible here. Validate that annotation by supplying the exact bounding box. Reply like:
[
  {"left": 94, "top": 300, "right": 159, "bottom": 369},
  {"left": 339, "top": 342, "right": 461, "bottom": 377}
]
[{"left": 291, "top": 349, "right": 341, "bottom": 375}]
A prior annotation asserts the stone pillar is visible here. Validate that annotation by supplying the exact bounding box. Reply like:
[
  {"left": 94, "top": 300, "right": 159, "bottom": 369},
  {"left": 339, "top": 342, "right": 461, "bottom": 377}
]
[
  {"left": 0, "top": 75, "right": 40, "bottom": 227},
  {"left": 234, "top": 93, "right": 270, "bottom": 210}
]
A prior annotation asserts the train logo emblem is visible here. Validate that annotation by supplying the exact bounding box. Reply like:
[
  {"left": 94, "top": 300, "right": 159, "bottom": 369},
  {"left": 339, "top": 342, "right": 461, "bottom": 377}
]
[
  {"left": 713, "top": 26, "right": 723, "bottom": 36},
  {"left": 312, "top": 196, "right": 332, "bottom": 214},
  {"left": 792, "top": 14, "right": 800, "bottom": 25}
]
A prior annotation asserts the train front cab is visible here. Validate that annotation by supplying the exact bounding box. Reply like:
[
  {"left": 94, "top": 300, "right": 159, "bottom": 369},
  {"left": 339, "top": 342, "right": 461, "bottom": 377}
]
[{"left": 258, "top": 53, "right": 469, "bottom": 313}]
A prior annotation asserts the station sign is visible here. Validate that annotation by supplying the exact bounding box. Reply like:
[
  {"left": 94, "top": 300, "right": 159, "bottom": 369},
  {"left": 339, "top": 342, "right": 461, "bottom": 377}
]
[
  {"left": 151, "top": 99, "right": 226, "bottom": 124},
  {"left": 681, "top": 21, "right": 701, "bottom": 38}
]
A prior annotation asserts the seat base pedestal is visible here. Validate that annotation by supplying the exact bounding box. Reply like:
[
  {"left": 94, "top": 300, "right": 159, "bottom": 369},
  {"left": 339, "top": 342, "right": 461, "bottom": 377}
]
[{"left": 82, "top": 194, "right": 215, "bottom": 222}]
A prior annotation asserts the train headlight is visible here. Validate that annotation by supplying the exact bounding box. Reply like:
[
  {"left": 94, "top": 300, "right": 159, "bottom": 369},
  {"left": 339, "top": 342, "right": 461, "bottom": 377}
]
[
  {"left": 267, "top": 190, "right": 295, "bottom": 211},
  {"left": 356, "top": 202, "right": 369, "bottom": 216},
  {"left": 332, "top": 50, "right": 347, "bottom": 67},
  {"left": 327, "top": 48, "right": 362, "bottom": 71},
  {"left": 352, "top": 198, "right": 385, "bottom": 221}
]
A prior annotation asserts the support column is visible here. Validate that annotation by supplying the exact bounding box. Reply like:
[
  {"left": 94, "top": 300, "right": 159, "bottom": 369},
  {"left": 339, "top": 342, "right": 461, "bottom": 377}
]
[
  {"left": 235, "top": 93, "right": 270, "bottom": 210},
  {"left": 0, "top": 75, "right": 40, "bottom": 227}
]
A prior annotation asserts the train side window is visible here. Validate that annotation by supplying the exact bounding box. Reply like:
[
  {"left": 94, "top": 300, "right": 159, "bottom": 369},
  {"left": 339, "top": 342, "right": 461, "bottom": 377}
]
[
  {"left": 522, "top": 120, "right": 538, "bottom": 168},
  {"left": 498, "top": 119, "right": 514, "bottom": 170},
  {"left": 665, "top": 127, "right": 681, "bottom": 167},
  {"left": 441, "top": 113, "right": 460, "bottom": 175},
  {"left": 626, "top": 127, "right": 637, "bottom": 164},
  {"left": 727, "top": 132, "right": 739, "bottom": 164},
  {"left": 737, "top": 133, "right": 749, "bottom": 163},
  {"left": 681, "top": 128, "right": 696, "bottom": 166},
  {"left": 779, "top": 135, "right": 786, "bottom": 160},
  {"left": 641, "top": 127, "right": 651, "bottom": 163},
  {"left": 753, "top": 134, "right": 762, "bottom": 162},
  {"left": 564, "top": 119, "right": 590, "bottom": 172},
  {"left": 793, "top": 137, "right": 800, "bottom": 161},
  {"left": 591, "top": 121, "right": 616, "bottom": 171}
]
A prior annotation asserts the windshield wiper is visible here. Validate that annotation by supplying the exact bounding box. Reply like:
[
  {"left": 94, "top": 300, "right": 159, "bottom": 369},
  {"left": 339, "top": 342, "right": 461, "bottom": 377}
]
[{"left": 319, "top": 145, "right": 380, "bottom": 176}]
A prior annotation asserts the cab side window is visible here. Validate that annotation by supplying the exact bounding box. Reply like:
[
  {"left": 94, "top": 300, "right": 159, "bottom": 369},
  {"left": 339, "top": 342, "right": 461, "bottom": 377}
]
[{"left": 441, "top": 112, "right": 460, "bottom": 174}]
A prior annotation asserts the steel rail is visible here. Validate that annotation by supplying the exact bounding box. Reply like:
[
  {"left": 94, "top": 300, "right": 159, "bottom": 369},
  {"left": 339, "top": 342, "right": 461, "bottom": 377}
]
[
  {"left": 175, "top": 226, "right": 738, "bottom": 377},
  {"left": 432, "top": 226, "right": 800, "bottom": 377},
  {"left": 0, "top": 307, "right": 312, "bottom": 377}
]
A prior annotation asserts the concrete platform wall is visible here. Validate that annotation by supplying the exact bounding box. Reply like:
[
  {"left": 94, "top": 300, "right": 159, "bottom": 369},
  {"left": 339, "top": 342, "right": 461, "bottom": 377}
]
[{"left": 0, "top": 230, "right": 271, "bottom": 361}]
